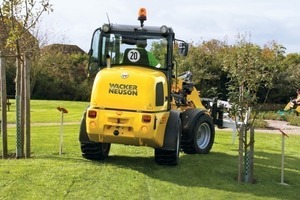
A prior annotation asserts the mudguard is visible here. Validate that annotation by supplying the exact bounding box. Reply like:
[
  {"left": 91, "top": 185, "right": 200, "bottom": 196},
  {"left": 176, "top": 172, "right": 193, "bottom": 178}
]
[
  {"left": 79, "top": 107, "right": 91, "bottom": 143},
  {"left": 162, "top": 110, "right": 181, "bottom": 150},
  {"left": 181, "top": 108, "right": 208, "bottom": 138}
]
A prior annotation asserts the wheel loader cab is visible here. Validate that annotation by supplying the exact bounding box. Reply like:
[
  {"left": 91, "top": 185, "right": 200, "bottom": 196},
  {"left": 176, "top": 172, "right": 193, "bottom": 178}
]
[{"left": 87, "top": 28, "right": 169, "bottom": 71}]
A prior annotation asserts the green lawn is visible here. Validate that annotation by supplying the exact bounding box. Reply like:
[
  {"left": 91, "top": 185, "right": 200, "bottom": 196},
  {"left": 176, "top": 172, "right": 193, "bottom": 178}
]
[
  {"left": 5, "top": 99, "right": 89, "bottom": 123},
  {"left": 0, "top": 100, "right": 299, "bottom": 200}
]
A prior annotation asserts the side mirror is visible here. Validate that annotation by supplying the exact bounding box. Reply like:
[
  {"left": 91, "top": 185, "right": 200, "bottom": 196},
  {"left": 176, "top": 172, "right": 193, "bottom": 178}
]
[
  {"left": 88, "top": 49, "right": 93, "bottom": 56},
  {"left": 178, "top": 42, "right": 188, "bottom": 56},
  {"left": 87, "top": 49, "right": 99, "bottom": 78}
]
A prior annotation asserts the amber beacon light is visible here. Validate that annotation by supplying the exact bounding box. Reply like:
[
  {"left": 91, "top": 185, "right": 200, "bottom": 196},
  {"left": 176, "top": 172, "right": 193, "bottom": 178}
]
[{"left": 138, "top": 8, "right": 147, "bottom": 27}]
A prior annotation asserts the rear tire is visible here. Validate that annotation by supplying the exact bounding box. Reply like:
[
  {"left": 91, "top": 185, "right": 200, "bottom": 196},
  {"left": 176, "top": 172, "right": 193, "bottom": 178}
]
[
  {"left": 81, "top": 142, "right": 111, "bottom": 160},
  {"left": 155, "top": 119, "right": 181, "bottom": 165},
  {"left": 79, "top": 111, "right": 111, "bottom": 160}
]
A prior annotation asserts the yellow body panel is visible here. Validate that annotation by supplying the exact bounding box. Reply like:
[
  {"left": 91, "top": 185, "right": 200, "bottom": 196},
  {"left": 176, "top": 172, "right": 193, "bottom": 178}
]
[
  {"left": 90, "top": 67, "right": 168, "bottom": 112},
  {"left": 86, "top": 109, "right": 169, "bottom": 148},
  {"left": 171, "top": 78, "right": 206, "bottom": 110},
  {"left": 87, "top": 66, "right": 170, "bottom": 148},
  {"left": 186, "top": 87, "right": 206, "bottom": 109},
  {"left": 284, "top": 102, "right": 300, "bottom": 113}
]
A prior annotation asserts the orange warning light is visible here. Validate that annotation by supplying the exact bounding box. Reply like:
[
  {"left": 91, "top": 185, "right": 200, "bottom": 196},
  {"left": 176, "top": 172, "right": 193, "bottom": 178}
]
[{"left": 138, "top": 8, "right": 147, "bottom": 21}]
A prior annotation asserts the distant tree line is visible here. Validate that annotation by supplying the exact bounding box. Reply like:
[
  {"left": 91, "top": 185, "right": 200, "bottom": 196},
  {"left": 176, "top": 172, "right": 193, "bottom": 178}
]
[
  {"left": 1, "top": 32, "right": 300, "bottom": 104},
  {"left": 1, "top": 1, "right": 299, "bottom": 105},
  {"left": 3, "top": 36, "right": 300, "bottom": 104},
  {"left": 5, "top": 49, "right": 91, "bottom": 101},
  {"left": 167, "top": 38, "right": 300, "bottom": 104}
]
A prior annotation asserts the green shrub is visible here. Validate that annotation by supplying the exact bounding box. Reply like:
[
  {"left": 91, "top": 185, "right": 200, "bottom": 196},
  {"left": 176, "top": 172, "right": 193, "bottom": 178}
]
[
  {"left": 253, "top": 119, "right": 268, "bottom": 128},
  {"left": 256, "top": 111, "right": 283, "bottom": 120},
  {"left": 254, "top": 110, "right": 299, "bottom": 128},
  {"left": 285, "top": 114, "right": 300, "bottom": 126}
]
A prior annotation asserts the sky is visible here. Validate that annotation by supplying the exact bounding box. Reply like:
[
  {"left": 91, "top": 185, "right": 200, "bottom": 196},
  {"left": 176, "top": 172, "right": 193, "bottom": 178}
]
[{"left": 39, "top": 0, "right": 300, "bottom": 54}]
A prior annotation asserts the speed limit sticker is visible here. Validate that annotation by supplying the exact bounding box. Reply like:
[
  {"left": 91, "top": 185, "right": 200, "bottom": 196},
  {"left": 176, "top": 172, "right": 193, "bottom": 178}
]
[{"left": 127, "top": 50, "right": 140, "bottom": 62}]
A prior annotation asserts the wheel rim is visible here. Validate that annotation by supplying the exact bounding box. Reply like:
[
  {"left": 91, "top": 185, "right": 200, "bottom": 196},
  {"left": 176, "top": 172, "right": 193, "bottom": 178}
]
[{"left": 196, "top": 122, "right": 211, "bottom": 149}]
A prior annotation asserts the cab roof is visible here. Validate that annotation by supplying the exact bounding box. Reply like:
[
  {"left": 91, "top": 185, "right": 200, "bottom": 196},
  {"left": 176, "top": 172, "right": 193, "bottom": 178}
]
[{"left": 101, "top": 23, "right": 174, "bottom": 37}]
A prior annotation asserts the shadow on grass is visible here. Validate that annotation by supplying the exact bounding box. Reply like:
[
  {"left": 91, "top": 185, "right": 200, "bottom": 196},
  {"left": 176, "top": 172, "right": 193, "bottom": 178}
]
[
  {"left": 91, "top": 150, "right": 299, "bottom": 200},
  {"left": 31, "top": 144, "right": 299, "bottom": 200}
]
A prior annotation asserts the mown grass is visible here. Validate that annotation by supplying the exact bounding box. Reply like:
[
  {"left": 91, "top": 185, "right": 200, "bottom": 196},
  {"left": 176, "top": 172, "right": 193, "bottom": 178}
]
[
  {"left": 1, "top": 100, "right": 300, "bottom": 200},
  {"left": 5, "top": 99, "right": 89, "bottom": 123}
]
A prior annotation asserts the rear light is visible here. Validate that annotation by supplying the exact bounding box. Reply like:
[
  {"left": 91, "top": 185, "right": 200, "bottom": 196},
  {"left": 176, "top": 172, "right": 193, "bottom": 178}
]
[
  {"left": 141, "top": 126, "right": 147, "bottom": 132},
  {"left": 142, "top": 115, "right": 151, "bottom": 123},
  {"left": 90, "top": 121, "right": 96, "bottom": 127},
  {"left": 88, "top": 110, "right": 97, "bottom": 118}
]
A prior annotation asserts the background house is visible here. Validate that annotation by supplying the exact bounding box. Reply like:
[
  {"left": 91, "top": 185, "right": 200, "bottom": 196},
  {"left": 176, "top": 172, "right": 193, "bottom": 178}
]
[{"left": 41, "top": 44, "right": 86, "bottom": 55}]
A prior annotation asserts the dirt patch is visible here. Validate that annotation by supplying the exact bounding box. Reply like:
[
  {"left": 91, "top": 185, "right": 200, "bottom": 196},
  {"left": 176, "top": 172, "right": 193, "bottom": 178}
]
[
  {"left": 259, "top": 120, "right": 300, "bottom": 135},
  {"left": 217, "top": 120, "right": 300, "bottom": 135}
]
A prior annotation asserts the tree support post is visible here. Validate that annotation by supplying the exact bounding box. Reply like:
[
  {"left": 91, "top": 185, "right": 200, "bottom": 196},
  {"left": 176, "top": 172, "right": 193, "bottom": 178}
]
[
  {"left": 279, "top": 129, "right": 289, "bottom": 186},
  {"left": 249, "top": 126, "right": 255, "bottom": 183},
  {"left": 16, "top": 55, "right": 24, "bottom": 158},
  {"left": 24, "top": 54, "right": 31, "bottom": 158},
  {"left": 238, "top": 124, "right": 244, "bottom": 182},
  {"left": 57, "top": 107, "right": 68, "bottom": 155},
  {"left": 0, "top": 52, "right": 8, "bottom": 159}
]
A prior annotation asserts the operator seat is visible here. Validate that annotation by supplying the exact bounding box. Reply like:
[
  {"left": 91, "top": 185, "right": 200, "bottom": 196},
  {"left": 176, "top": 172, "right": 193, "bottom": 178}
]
[{"left": 123, "top": 48, "right": 150, "bottom": 66}]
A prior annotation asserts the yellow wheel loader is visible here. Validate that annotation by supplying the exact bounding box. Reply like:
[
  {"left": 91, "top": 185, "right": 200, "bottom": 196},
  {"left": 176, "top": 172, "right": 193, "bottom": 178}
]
[
  {"left": 283, "top": 99, "right": 300, "bottom": 116},
  {"left": 79, "top": 8, "right": 220, "bottom": 165}
]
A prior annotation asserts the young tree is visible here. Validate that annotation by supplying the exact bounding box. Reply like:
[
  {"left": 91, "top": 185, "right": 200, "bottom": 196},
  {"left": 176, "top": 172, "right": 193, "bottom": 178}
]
[
  {"left": 223, "top": 34, "right": 285, "bottom": 182},
  {"left": 0, "top": 0, "right": 53, "bottom": 158}
]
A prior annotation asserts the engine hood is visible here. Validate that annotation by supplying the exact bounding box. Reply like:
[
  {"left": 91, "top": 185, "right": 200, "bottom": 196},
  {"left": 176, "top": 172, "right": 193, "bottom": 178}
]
[{"left": 90, "top": 66, "right": 168, "bottom": 112}]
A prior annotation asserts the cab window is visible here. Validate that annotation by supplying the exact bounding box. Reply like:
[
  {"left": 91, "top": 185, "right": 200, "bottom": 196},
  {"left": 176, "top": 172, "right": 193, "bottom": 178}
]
[{"left": 100, "top": 33, "right": 168, "bottom": 69}]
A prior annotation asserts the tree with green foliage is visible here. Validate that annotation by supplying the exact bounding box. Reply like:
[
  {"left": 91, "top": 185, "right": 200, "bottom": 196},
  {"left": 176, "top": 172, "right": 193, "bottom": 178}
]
[
  {"left": 33, "top": 49, "right": 89, "bottom": 100},
  {"left": 0, "top": 0, "right": 53, "bottom": 158},
  {"left": 0, "top": 0, "right": 52, "bottom": 54},
  {"left": 278, "top": 53, "right": 300, "bottom": 101},
  {"left": 180, "top": 41, "right": 219, "bottom": 93},
  {"left": 223, "top": 34, "right": 285, "bottom": 182}
]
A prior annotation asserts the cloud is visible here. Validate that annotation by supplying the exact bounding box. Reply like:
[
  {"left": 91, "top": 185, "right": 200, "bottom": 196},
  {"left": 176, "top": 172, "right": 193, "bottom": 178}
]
[{"left": 39, "top": 0, "right": 300, "bottom": 53}]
